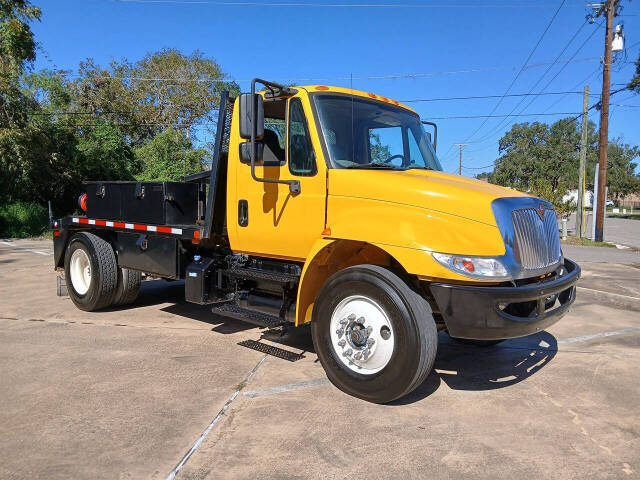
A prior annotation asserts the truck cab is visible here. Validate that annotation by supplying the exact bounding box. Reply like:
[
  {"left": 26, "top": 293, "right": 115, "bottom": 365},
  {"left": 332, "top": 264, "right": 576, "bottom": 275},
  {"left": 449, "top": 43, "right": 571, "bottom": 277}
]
[{"left": 53, "top": 79, "right": 580, "bottom": 403}]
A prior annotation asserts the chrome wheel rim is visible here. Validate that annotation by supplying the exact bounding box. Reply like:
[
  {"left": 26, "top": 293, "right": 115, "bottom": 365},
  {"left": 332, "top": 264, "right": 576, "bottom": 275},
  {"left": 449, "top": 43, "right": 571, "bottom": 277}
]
[
  {"left": 70, "top": 248, "right": 91, "bottom": 295},
  {"left": 330, "top": 295, "right": 394, "bottom": 374}
]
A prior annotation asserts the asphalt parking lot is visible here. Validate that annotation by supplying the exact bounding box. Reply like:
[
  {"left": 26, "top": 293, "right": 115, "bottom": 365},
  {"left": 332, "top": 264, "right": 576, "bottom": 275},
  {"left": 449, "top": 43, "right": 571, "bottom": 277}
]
[{"left": 1, "top": 238, "right": 639, "bottom": 480}]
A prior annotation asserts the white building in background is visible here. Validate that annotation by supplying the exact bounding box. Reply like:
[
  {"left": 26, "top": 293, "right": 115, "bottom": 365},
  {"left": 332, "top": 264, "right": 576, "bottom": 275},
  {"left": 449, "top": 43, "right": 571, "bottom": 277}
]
[
  {"left": 563, "top": 189, "right": 592, "bottom": 207},
  {"left": 563, "top": 189, "right": 613, "bottom": 208}
]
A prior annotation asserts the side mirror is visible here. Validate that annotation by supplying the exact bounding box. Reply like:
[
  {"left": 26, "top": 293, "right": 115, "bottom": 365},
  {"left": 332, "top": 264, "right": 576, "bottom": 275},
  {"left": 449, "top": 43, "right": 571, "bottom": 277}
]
[
  {"left": 239, "top": 142, "right": 264, "bottom": 164},
  {"left": 239, "top": 93, "right": 264, "bottom": 140},
  {"left": 421, "top": 120, "right": 438, "bottom": 151}
]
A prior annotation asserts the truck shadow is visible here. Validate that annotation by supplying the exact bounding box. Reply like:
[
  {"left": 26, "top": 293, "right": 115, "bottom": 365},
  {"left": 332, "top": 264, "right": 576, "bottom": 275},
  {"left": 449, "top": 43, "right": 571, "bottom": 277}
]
[
  {"left": 109, "top": 280, "right": 255, "bottom": 334},
  {"left": 122, "top": 280, "right": 558, "bottom": 404},
  {"left": 393, "top": 331, "right": 558, "bottom": 405}
]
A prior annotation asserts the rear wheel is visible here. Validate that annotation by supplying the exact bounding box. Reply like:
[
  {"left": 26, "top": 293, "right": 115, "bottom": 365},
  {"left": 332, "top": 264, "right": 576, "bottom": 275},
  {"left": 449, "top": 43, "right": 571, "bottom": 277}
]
[
  {"left": 64, "top": 232, "right": 118, "bottom": 311},
  {"left": 113, "top": 268, "right": 142, "bottom": 306},
  {"left": 312, "top": 265, "right": 437, "bottom": 403}
]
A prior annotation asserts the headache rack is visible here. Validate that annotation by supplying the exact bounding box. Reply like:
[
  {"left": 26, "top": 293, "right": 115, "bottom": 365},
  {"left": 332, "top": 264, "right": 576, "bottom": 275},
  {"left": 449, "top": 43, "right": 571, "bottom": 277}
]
[{"left": 185, "top": 91, "right": 236, "bottom": 239}]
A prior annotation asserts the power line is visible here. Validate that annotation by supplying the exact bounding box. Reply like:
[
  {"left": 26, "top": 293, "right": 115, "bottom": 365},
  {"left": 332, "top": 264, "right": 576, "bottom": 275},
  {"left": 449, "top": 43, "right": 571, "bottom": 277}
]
[
  {"left": 400, "top": 89, "right": 588, "bottom": 103},
  {"left": 540, "top": 65, "right": 602, "bottom": 113},
  {"left": 463, "top": 163, "right": 495, "bottom": 170},
  {"left": 461, "top": 0, "right": 567, "bottom": 144},
  {"left": 468, "top": 19, "right": 591, "bottom": 144},
  {"left": 427, "top": 111, "right": 581, "bottom": 120},
  {"left": 118, "top": 0, "right": 587, "bottom": 8},
  {"left": 64, "top": 56, "right": 603, "bottom": 84},
  {"left": 507, "top": 20, "right": 603, "bottom": 120}
]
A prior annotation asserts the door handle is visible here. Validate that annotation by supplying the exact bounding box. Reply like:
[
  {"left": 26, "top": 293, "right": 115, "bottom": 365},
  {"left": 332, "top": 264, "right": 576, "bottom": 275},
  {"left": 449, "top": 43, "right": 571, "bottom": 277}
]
[{"left": 238, "top": 200, "right": 248, "bottom": 227}]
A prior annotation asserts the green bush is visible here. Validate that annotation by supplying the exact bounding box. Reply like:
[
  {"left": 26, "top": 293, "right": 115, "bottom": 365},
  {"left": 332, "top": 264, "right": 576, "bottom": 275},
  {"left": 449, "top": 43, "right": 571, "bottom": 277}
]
[{"left": 0, "top": 202, "right": 49, "bottom": 238}]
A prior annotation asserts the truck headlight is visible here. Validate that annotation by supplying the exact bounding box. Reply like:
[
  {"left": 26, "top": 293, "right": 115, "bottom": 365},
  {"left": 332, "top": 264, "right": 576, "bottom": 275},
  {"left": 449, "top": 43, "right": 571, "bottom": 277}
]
[{"left": 432, "top": 252, "right": 510, "bottom": 280}]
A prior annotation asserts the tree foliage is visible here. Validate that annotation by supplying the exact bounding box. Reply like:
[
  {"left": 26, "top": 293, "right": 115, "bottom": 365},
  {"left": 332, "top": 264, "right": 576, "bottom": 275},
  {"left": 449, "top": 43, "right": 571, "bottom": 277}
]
[
  {"left": 606, "top": 139, "right": 640, "bottom": 202},
  {"left": 135, "top": 128, "right": 207, "bottom": 181},
  {"left": 490, "top": 118, "right": 640, "bottom": 210},
  {"left": 70, "top": 49, "right": 239, "bottom": 144},
  {"left": 1, "top": 2, "right": 235, "bottom": 219},
  {"left": 490, "top": 119, "right": 598, "bottom": 192},
  {"left": 629, "top": 51, "right": 640, "bottom": 93},
  {"left": 369, "top": 132, "right": 391, "bottom": 163},
  {"left": 0, "top": 0, "right": 40, "bottom": 128}
]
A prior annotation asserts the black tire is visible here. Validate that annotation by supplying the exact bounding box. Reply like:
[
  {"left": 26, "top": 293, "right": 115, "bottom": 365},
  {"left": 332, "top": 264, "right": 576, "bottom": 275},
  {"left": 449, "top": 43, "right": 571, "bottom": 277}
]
[
  {"left": 113, "top": 268, "right": 142, "bottom": 306},
  {"left": 64, "top": 232, "right": 118, "bottom": 311},
  {"left": 311, "top": 265, "right": 437, "bottom": 404},
  {"left": 450, "top": 336, "right": 504, "bottom": 347}
]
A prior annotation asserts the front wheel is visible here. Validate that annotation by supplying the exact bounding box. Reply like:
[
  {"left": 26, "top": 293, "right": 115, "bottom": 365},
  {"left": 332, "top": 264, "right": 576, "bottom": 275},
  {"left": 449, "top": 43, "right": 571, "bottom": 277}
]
[{"left": 312, "top": 265, "right": 437, "bottom": 403}]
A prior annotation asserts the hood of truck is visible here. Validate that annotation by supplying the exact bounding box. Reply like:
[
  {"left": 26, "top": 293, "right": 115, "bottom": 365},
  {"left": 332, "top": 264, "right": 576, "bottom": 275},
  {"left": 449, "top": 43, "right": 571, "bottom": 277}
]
[{"left": 328, "top": 168, "right": 527, "bottom": 227}]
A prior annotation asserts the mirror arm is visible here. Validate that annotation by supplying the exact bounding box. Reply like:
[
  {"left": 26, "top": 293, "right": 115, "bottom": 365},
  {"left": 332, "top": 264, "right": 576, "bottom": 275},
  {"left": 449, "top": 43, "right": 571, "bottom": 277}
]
[
  {"left": 250, "top": 78, "right": 301, "bottom": 195},
  {"left": 421, "top": 120, "right": 438, "bottom": 151}
]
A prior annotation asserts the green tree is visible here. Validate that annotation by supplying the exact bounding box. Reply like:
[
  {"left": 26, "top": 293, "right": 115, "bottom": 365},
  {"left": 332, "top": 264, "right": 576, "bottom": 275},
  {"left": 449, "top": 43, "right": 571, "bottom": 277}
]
[
  {"left": 135, "top": 128, "right": 207, "bottom": 181},
  {"left": 606, "top": 139, "right": 640, "bottom": 203},
  {"left": 529, "top": 179, "right": 575, "bottom": 219},
  {"left": 369, "top": 132, "right": 391, "bottom": 163},
  {"left": 629, "top": 52, "right": 640, "bottom": 93},
  {"left": 70, "top": 49, "right": 239, "bottom": 144},
  {"left": 0, "top": 0, "right": 41, "bottom": 128},
  {"left": 76, "top": 121, "right": 139, "bottom": 181},
  {"left": 0, "top": 117, "right": 79, "bottom": 207},
  {"left": 490, "top": 119, "right": 598, "bottom": 192}
]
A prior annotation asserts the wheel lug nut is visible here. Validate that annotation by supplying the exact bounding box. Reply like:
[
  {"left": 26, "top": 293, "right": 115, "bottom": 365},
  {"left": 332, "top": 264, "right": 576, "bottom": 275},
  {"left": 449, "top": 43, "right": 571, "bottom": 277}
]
[
  {"left": 367, "top": 338, "right": 375, "bottom": 346},
  {"left": 339, "top": 318, "right": 348, "bottom": 326},
  {"left": 336, "top": 328, "right": 344, "bottom": 337},
  {"left": 338, "top": 339, "right": 346, "bottom": 347},
  {"left": 343, "top": 348, "right": 353, "bottom": 357},
  {"left": 347, "top": 313, "right": 356, "bottom": 321},
  {"left": 357, "top": 316, "right": 365, "bottom": 323},
  {"left": 366, "top": 326, "right": 373, "bottom": 336},
  {"left": 354, "top": 352, "right": 363, "bottom": 360}
]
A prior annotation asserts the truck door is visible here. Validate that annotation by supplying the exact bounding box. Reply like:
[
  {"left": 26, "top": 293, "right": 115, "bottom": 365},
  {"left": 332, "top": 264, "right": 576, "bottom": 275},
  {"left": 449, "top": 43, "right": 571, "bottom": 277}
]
[{"left": 230, "top": 94, "right": 326, "bottom": 261}]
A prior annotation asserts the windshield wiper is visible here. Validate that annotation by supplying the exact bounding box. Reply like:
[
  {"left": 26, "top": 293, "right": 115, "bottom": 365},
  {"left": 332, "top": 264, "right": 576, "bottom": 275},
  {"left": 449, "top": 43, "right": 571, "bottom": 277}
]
[{"left": 345, "top": 163, "right": 402, "bottom": 170}]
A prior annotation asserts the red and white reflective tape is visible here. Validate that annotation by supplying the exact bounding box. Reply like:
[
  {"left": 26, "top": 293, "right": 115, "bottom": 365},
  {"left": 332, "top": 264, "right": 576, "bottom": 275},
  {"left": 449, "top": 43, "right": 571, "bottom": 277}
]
[{"left": 72, "top": 217, "right": 183, "bottom": 235}]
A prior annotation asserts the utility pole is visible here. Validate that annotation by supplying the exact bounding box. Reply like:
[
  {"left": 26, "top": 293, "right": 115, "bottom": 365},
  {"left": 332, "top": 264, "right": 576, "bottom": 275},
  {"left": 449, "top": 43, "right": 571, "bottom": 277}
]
[
  {"left": 577, "top": 85, "right": 589, "bottom": 238},
  {"left": 454, "top": 143, "right": 467, "bottom": 175},
  {"left": 594, "top": 0, "right": 618, "bottom": 242}
]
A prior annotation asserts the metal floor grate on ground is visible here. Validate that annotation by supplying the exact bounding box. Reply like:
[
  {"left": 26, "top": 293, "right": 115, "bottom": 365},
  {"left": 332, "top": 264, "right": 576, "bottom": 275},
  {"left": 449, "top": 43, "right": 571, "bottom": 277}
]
[{"left": 238, "top": 339, "right": 305, "bottom": 362}]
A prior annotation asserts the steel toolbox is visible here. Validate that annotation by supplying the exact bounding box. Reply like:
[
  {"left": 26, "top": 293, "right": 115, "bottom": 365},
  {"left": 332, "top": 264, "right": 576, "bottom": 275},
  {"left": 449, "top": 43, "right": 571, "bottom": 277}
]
[{"left": 85, "top": 181, "right": 199, "bottom": 225}]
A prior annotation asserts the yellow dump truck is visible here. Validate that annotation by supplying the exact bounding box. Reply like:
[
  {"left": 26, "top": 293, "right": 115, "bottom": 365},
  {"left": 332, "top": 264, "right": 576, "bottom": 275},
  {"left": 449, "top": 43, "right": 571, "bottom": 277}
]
[{"left": 52, "top": 79, "right": 580, "bottom": 403}]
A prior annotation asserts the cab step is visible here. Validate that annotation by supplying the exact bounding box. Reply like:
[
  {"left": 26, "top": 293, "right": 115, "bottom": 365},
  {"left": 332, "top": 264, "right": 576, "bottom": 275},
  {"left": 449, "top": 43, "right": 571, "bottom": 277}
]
[
  {"left": 224, "top": 267, "right": 300, "bottom": 284},
  {"left": 211, "top": 303, "right": 289, "bottom": 329}
]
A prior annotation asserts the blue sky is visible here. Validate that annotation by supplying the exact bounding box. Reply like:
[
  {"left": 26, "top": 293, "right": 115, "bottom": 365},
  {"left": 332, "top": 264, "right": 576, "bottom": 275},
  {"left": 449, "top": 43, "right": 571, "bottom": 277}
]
[{"left": 32, "top": 0, "right": 639, "bottom": 174}]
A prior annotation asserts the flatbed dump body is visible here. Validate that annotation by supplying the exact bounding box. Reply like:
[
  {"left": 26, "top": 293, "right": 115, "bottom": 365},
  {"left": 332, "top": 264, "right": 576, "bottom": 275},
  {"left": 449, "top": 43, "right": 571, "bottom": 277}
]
[{"left": 52, "top": 80, "right": 580, "bottom": 403}]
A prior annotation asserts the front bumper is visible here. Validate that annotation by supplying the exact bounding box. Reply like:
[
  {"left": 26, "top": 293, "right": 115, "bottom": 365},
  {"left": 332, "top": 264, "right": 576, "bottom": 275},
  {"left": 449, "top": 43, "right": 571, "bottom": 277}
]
[{"left": 429, "top": 258, "right": 580, "bottom": 340}]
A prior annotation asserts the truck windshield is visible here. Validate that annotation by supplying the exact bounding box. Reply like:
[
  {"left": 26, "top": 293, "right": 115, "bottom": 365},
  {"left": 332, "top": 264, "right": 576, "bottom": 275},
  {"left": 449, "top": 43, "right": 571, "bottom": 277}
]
[{"left": 313, "top": 94, "right": 442, "bottom": 171}]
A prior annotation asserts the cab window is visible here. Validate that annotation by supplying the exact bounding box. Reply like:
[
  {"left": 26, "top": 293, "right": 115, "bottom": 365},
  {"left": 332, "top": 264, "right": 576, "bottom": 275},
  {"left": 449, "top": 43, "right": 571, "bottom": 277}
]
[
  {"left": 368, "top": 126, "right": 404, "bottom": 167},
  {"left": 288, "top": 98, "right": 317, "bottom": 176},
  {"left": 263, "top": 99, "right": 286, "bottom": 165}
]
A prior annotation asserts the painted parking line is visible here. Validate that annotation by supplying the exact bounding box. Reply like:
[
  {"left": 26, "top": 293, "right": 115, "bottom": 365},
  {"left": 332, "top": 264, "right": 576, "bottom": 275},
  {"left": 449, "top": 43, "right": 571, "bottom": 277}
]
[
  {"left": 557, "top": 327, "right": 640, "bottom": 344},
  {"left": 166, "top": 355, "right": 267, "bottom": 480},
  {"left": 0, "top": 241, "right": 52, "bottom": 256},
  {"left": 241, "top": 328, "right": 640, "bottom": 401},
  {"left": 576, "top": 286, "right": 640, "bottom": 302},
  {"left": 243, "top": 377, "right": 331, "bottom": 398}
]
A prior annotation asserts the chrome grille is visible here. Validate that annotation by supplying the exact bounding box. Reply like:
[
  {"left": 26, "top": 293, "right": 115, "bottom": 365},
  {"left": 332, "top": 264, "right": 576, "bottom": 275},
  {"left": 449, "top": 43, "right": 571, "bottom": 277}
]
[{"left": 511, "top": 208, "right": 561, "bottom": 270}]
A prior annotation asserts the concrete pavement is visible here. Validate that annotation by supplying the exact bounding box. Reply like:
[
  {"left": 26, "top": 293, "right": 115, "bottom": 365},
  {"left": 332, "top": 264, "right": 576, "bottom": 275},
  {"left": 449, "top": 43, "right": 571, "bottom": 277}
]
[
  {"left": 562, "top": 244, "right": 640, "bottom": 264},
  {"left": 566, "top": 213, "right": 640, "bottom": 249},
  {"left": 1, "top": 238, "right": 639, "bottom": 479}
]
